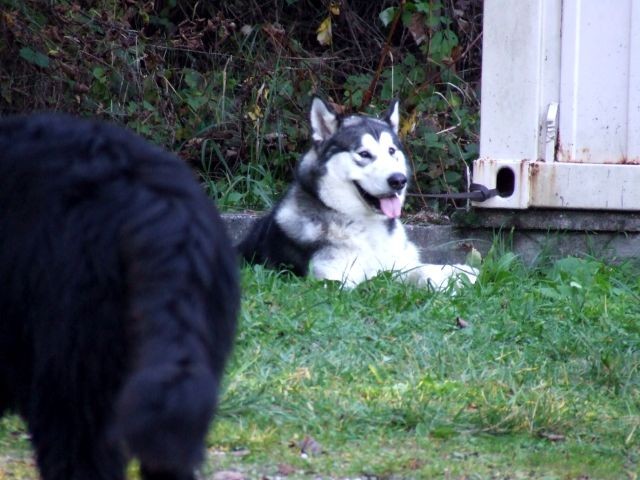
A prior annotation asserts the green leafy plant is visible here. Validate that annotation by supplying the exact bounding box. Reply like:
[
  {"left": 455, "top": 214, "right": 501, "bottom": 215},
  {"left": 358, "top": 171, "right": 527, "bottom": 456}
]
[
  {"left": 364, "top": 1, "right": 481, "bottom": 214},
  {"left": 1, "top": 0, "right": 483, "bottom": 214}
]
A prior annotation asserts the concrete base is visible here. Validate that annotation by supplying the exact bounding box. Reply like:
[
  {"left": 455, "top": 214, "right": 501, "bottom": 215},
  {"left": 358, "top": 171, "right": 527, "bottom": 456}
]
[{"left": 222, "top": 212, "right": 640, "bottom": 266}]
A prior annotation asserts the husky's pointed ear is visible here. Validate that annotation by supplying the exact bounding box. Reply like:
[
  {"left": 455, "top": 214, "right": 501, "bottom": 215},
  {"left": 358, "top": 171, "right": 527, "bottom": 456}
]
[
  {"left": 383, "top": 99, "right": 400, "bottom": 134},
  {"left": 310, "top": 97, "right": 339, "bottom": 143}
]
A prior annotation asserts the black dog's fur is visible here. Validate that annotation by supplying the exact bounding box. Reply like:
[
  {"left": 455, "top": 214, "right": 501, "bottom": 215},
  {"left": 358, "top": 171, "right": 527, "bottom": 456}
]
[{"left": 0, "top": 114, "right": 239, "bottom": 480}]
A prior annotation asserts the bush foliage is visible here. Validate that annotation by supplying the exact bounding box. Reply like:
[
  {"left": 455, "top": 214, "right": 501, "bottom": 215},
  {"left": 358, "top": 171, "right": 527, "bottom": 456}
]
[{"left": 0, "top": 0, "right": 483, "bottom": 213}]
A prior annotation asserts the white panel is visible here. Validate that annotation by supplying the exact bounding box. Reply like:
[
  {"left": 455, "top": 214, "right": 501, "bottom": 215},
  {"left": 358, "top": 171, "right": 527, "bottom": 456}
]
[
  {"left": 474, "top": 0, "right": 640, "bottom": 210},
  {"left": 558, "top": 0, "right": 637, "bottom": 163},
  {"left": 476, "top": 0, "right": 561, "bottom": 208},
  {"left": 530, "top": 163, "right": 640, "bottom": 209},
  {"left": 474, "top": 161, "right": 640, "bottom": 210},
  {"left": 536, "top": 3, "right": 562, "bottom": 160},
  {"left": 480, "top": 0, "right": 545, "bottom": 162},
  {"left": 627, "top": 2, "right": 640, "bottom": 160}
]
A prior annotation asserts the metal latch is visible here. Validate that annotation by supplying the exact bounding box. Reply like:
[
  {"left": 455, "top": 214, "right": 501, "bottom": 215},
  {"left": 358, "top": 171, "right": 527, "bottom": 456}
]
[{"left": 543, "top": 102, "right": 559, "bottom": 162}]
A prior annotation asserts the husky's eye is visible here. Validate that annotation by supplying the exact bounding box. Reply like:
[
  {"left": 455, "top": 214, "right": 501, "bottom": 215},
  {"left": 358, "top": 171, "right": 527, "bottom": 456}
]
[
  {"left": 389, "top": 147, "right": 396, "bottom": 155},
  {"left": 358, "top": 150, "right": 373, "bottom": 159}
]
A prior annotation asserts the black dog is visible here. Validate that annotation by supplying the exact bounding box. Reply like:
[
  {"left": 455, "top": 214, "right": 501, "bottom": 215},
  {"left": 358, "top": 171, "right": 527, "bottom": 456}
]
[{"left": 0, "top": 113, "right": 239, "bottom": 480}]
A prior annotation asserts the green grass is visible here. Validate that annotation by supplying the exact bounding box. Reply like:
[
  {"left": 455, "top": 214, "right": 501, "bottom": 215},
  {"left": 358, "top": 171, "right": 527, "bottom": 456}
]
[
  {"left": 208, "top": 250, "right": 640, "bottom": 479},
  {"left": 1, "top": 249, "right": 639, "bottom": 479}
]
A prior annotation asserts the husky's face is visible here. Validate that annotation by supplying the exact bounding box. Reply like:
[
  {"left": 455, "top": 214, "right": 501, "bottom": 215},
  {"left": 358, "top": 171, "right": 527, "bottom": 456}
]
[{"left": 303, "top": 97, "right": 408, "bottom": 219}]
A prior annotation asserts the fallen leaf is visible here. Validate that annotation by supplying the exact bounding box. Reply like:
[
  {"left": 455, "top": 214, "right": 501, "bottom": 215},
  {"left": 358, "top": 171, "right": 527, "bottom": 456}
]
[
  {"left": 246, "top": 104, "right": 262, "bottom": 122},
  {"left": 316, "top": 16, "right": 332, "bottom": 46},
  {"left": 456, "top": 316, "right": 469, "bottom": 329},
  {"left": 539, "top": 432, "right": 565, "bottom": 442},
  {"left": 230, "top": 448, "right": 251, "bottom": 457},
  {"left": 289, "top": 367, "right": 311, "bottom": 382},
  {"left": 277, "top": 463, "right": 297, "bottom": 476},
  {"left": 297, "top": 435, "right": 323, "bottom": 456},
  {"left": 212, "top": 471, "right": 245, "bottom": 480},
  {"left": 330, "top": 1, "right": 341, "bottom": 16},
  {"left": 73, "top": 83, "right": 89, "bottom": 94},
  {"left": 327, "top": 100, "right": 346, "bottom": 115},
  {"left": 262, "top": 22, "right": 286, "bottom": 50},
  {"left": 408, "top": 13, "right": 427, "bottom": 45},
  {"left": 406, "top": 458, "right": 424, "bottom": 470},
  {"left": 400, "top": 109, "right": 417, "bottom": 137}
]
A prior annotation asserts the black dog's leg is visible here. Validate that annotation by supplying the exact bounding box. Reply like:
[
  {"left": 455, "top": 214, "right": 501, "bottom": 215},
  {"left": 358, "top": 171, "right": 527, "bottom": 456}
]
[{"left": 29, "top": 409, "right": 126, "bottom": 480}]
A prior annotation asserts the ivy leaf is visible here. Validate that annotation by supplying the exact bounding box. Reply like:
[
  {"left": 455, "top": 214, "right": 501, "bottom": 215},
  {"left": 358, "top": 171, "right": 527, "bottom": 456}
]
[
  {"left": 19, "top": 47, "right": 50, "bottom": 68},
  {"left": 443, "top": 170, "right": 462, "bottom": 183},
  {"left": 92, "top": 66, "right": 106, "bottom": 81},
  {"left": 185, "top": 94, "right": 207, "bottom": 111},
  {"left": 316, "top": 16, "right": 332, "bottom": 46},
  {"left": 379, "top": 7, "right": 396, "bottom": 27},
  {"left": 184, "top": 69, "right": 203, "bottom": 89}
]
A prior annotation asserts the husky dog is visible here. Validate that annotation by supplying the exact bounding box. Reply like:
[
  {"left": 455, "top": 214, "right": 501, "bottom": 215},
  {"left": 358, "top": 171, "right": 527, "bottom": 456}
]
[{"left": 239, "top": 97, "right": 477, "bottom": 289}]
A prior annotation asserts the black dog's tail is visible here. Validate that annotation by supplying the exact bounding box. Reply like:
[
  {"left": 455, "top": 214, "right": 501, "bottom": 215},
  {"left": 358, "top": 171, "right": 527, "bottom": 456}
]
[{"left": 110, "top": 147, "right": 239, "bottom": 477}]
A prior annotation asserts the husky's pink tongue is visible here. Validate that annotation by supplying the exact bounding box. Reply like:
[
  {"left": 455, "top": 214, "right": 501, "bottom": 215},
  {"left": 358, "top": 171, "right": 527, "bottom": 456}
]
[{"left": 379, "top": 195, "right": 402, "bottom": 218}]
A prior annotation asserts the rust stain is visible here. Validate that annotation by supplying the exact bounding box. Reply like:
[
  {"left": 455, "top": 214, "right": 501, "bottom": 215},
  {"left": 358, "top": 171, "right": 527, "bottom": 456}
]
[
  {"left": 475, "top": 157, "right": 498, "bottom": 168},
  {"left": 556, "top": 142, "right": 640, "bottom": 164},
  {"left": 529, "top": 161, "right": 559, "bottom": 206},
  {"left": 618, "top": 156, "right": 640, "bottom": 165},
  {"left": 556, "top": 142, "right": 573, "bottom": 163},
  {"left": 530, "top": 161, "right": 540, "bottom": 178}
]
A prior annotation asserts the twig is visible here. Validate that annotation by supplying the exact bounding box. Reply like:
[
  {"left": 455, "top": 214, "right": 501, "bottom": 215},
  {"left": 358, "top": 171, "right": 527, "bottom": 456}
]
[
  {"left": 457, "top": 31, "right": 483, "bottom": 65},
  {"left": 359, "top": 0, "right": 405, "bottom": 111}
]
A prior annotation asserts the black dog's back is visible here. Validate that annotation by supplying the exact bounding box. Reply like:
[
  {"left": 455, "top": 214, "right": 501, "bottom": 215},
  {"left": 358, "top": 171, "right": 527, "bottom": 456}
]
[{"left": 0, "top": 114, "right": 239, "bottom": 480}]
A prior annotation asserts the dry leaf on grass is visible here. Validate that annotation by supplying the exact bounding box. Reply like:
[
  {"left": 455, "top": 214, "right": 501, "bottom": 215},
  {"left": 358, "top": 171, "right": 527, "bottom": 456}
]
[
  {"left": 293, "top": 435, "right": 323, "bottom": 457},
  {"left": 212, "top": 470, "right": 245, "bottom": 480},
  {"left": 277, "top": 463, "right": 297, "bottom": 476},
  {"left": 456, "top": 316, "right": 470, "bottom": 329},
  {"left": 539, "top": 432, "right": 566, "bottom": 442}
]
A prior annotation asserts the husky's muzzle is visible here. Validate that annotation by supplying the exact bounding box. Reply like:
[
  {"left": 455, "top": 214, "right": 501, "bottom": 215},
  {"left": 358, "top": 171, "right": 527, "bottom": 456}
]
[{"left": 353, "top": 174, "right": 406, "bottom": 219}]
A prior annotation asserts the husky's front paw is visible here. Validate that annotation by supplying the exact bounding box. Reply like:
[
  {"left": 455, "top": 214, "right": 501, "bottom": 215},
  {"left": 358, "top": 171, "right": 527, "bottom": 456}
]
[
  {"left": 439, "top": 264, "right": 478, "bottom": 289},
  {"left": 455, "top": 264, "right": 479, "bottom": 285},
  {"left": 407, "top": 263, "right": 478, "bottom": 290}
]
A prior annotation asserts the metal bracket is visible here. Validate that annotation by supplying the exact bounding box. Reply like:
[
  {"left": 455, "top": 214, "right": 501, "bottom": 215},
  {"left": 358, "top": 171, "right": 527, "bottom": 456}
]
[{"left": 543, "top": 102, "right": 559, "bottom": 162}]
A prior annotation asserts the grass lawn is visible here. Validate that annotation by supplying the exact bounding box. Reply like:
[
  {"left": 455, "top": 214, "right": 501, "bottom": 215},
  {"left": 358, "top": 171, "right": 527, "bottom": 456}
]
[{"left": 1, "top": 248, "right": 639, "bottom": 479}]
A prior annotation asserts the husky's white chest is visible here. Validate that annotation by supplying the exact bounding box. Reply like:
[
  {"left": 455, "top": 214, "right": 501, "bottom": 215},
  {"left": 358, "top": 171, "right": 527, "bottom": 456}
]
[
  {"left": 310, "top": 216, "right": 419, "bottom": 286},
  {"left": 327, "top": 218, "right": 402, "bottom": 256}
]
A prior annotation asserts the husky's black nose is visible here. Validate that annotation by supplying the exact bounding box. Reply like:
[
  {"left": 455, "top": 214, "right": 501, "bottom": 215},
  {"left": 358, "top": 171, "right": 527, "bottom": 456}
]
[{"left": 387, "top": 173, "right": 407, "bottom": 191}]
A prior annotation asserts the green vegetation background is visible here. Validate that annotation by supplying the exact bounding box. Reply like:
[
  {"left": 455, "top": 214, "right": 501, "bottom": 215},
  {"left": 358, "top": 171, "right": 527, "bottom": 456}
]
[{"left": 0, "top": 0, "right": 483, "bottom": 215}]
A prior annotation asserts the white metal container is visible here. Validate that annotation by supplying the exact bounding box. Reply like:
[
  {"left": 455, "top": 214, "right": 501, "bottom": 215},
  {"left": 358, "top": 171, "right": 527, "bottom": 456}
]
[{"left": 473, "top": 0, "right": 640, "bottom": 210}]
